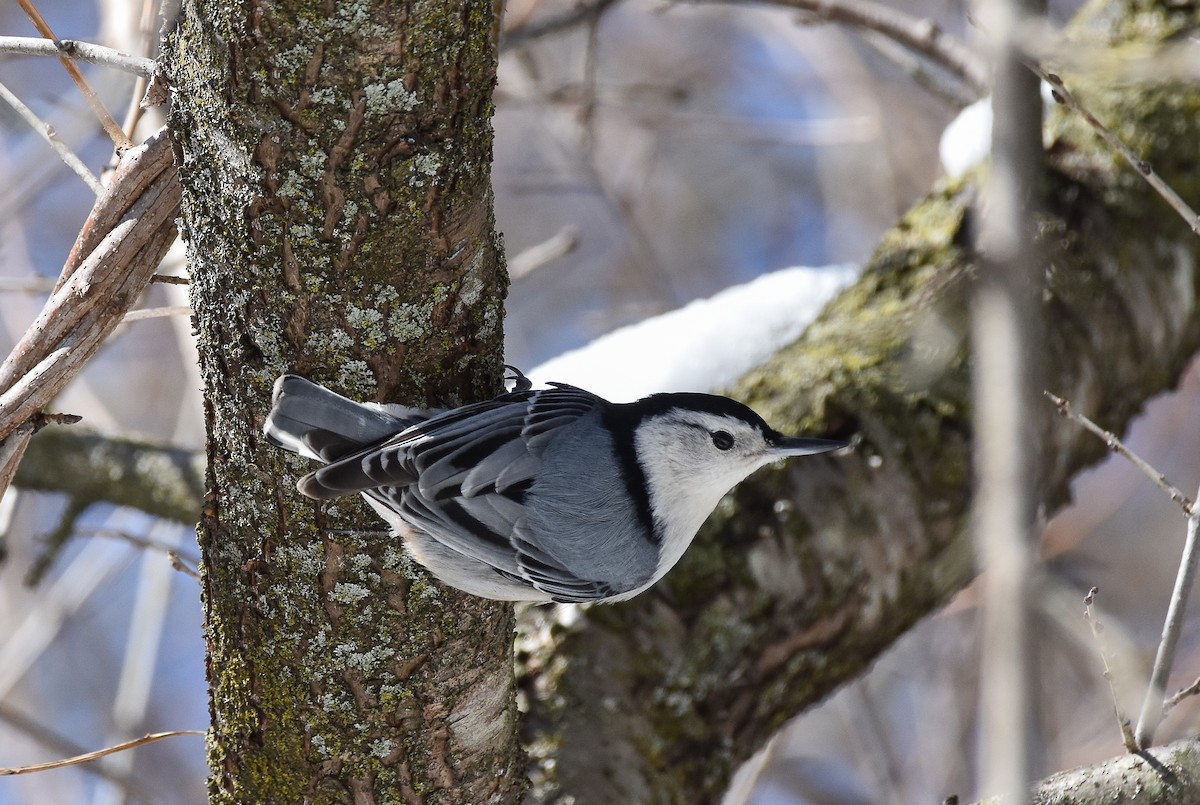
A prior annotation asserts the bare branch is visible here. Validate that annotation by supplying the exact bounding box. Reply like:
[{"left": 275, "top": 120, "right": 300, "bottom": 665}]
[
  {"left": 686, "top": 0, "right": 990, "bottom": 96},
  {"left": 0, "top": 36, "right": 157, "bottom": 78},
  {"left": 1045, "top": 391, "right": 1194, "bottom": 517},
  {"left": 0, "top": 277, "right": 56, "bottom": 294},
  {"left": 1027, "top": 735, "right": 1200, "bottom": 803},
  {"left": 1014, "top": 21, "right": 1200, "bottom": 88},
  {"left": 150, "top": 274, "right": 190, "bottom": 285},
  {"left": 509, "top": 227, "right": 579, "bottom": 280},
  {"left": 0, "top": 703, "right": 152, "bottom": 796},
  {"left": 1046, "top": 390, "right": 1200, "bottom": 748},
  {"left": 859, "top": 29, "right": 980, "bottom": 107},
  {"left": 14, "top": 426, "right": 204, "bottom": 526},
  {"left": 1136, "top": 489, "right": 1200, "bottom": 748},
  {"left": 14, "top": 0, "right": 135, "bottom": 151},
  {"left": 0, "top": 128, "right": 180, "bottom": 503},
  {"left": 1082, "top": 587, "right": 1138, "bottom": 752},
  {"left": 502, "top": 0, "right": 623, "bottom": 48},
  {"left": 1163, "top": 676, "right": 1200, "bottom": 717},
  {"left": 971, "top": 0, "right": 1047, "bottom": 793},
  {"left": 0, "top": 129, "right": 178, "bottom": 407},
  {"left": 72, "top": 526, "right": 203, "bottom": 581},
  {"left": 167, "top": 550, "right": 201, "bottom": 581},
  {"left": 116, "top": 0, "right": 162, "bottom": 141},
  {"left": 1038, "top": 69, "right": 1200, "bottom": 237},
  {"left": 122, "top": 305, "right": 191, "bottom": 322},
  {"left": 0, "top": 731, "right": 205, "bottom": 776},
  {"left": 0, "top": 78, "right": 103, "bottom": 194}
]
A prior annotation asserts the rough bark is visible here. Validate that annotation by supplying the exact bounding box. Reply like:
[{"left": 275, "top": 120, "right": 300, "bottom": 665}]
[
  {"left": 524, "top": 0, "right": 1200, "bottom": 801},
  {"left": 164, "top": 0, "right": 522, "bottom": 802},
  {"left": 1026, "top": 735, "right": 1200, "bottom": 805}
]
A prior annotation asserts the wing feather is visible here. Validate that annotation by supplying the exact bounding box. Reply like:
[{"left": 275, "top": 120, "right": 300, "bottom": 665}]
[
  {"left": 375, "top": 489, "right": 522, "bottom": 574},
  {"left": 302, "top": 383, "right": 630, "bottom": 600},
  {"left": 461, "top": 437, "right": 536, "bottom": 496}
]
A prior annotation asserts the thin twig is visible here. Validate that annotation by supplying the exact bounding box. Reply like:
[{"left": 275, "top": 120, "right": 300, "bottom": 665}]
[
  {"left": 0, "top": 730, "right": 205, "bottom": 776},
  {"left": 150, "top": 274, "right": 190, "bottom": 285},
  {"left": 971, "top": 0, "right": 1045, "bottom": 792},
  {"left": 0, "top": 703, "right": 151, "bottom": 795},
  {"left": 1082, "top": 587, "right": 1138, "bottom": 752},
  {"left": 502, "top": 0, "right": 623, "bottom": 48},
  {"left": 509, "top": 227, "right": 580, "bottom": 280},
  {"left": 1036, "top": 69, "right": 1200, "bottom": 237},
  {"left": 687, "top": 0, "right": 990, "bottom": 95},
  {"left": 14, "top": 0, "right": 135, "bottom": 151},
  {"left": 858, "top": 29, "right": 979, "bottom": 107},
  {"left": 0, "top": 36, "right": 156, "bottom": 78},
  {"left": 167, "top": 551, "right": 202, "bottom": 581},
  {"left": 0, "top": 78, "right": 103, "bottom": 194},
  {"left": 122, "top": 305, "right": 191, "bottom": 322},
  {"left": 118, "top": 0, "right": 161, "bottom": 145},
  {"left": 1163, "top": 676, "right": 1200, "bottom": 717},
  {"left": 1044, "top": 391, "right": 1194, "bottom": 517},
  {"left": 31, "top": 412, "right": 82, "bottom": 431},
  {"left": 76, "top": 526, "right": 202, "bottom": 570},
  {"left": 1135, "top": 489, "right": 1200, "bottom": 748},
  {"left": 0, "top": 277, "right": 57, "bottom": 294}
]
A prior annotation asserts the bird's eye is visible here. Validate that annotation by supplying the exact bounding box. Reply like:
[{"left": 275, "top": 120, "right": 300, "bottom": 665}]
[{"left": 711, "top": 430, "right": 734, "bottom": 450}]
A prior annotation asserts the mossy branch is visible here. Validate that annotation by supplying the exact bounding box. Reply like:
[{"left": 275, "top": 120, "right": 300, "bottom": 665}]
[
  {"left": 526, "top": 0, "right": 1200, "bottom": 799},
  {"left": 14, "top": 426, "right": 204, "bottom": 525}
]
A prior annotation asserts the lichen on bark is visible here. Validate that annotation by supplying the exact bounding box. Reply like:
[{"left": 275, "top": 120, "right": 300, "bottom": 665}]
[{"left": 164, "top": 0, "right": 522, "bottom": 801}]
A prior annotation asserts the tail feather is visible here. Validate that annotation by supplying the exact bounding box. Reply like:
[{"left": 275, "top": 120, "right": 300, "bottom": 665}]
[{"left": 263, "top": 375, "right": 422, "bottom": 464}]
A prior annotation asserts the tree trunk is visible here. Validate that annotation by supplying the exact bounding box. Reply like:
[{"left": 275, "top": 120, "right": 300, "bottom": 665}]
[
  {"left": 524, "top": 0, "right": 1200, "bottom": 800},
  {"left": 164, "top": 0, "right": 523, "bottom": 801}
]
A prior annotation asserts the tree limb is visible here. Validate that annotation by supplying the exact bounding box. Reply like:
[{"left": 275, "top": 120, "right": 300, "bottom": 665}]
[
  {"left": 13, "top": 426, "right": 204, "bottom": 526},
  {"left": 690, "top": 0, "right": 991, "bottom": 95},
  {"left": 0, "top": 128, "right": 180, "bottom": 506},
  {"left": 528, "top": 0, "right": 1200, "bottom": 799},
  {"left": 1024, "top": 735, "right": 1200, "bottom": 804},
  {"left": 0, "top": 77, "right": 103, "bottom": 194}
]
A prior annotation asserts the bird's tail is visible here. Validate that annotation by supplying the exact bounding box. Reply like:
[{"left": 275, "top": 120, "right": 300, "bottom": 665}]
[{"left": 263, "top": 375, "right": 424, "bottom": 464}]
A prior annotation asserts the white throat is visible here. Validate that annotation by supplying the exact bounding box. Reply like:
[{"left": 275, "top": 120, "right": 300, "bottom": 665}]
[{"left": 632, "top": 419, "right": 761, "bottom": 584}]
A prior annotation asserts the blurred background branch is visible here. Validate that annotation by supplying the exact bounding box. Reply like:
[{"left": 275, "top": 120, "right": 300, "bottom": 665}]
[{"left": 13, "top": 429, "right": 201, "bottom": 527}]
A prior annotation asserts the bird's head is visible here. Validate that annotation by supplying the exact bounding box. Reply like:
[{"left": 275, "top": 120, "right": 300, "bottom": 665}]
[{"left": 627, "top": 393, "right": 845, "bottom": 537}]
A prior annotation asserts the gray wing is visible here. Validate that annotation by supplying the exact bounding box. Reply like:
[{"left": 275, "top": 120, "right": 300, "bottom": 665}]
[
  {"left": 300, "top": 384, "right": 596, "bottom": 498},
  {"left": 511, "top": 411, "right": 660, "bottom": 602},
  {"left": 304, "top": 384, "right": 625, "bottom": 601}
]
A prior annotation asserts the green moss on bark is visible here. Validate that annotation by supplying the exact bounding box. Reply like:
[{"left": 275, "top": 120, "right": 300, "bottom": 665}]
[{"left": 165, "top": 0, "right": 522, "bottom": 801}]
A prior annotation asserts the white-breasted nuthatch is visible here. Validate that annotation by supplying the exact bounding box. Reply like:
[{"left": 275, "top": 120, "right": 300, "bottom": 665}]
[{"left": 263, "top": 368, "right": 846, "bottom": 604}]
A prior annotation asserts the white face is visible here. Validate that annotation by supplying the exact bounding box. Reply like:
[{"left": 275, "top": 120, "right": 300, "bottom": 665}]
[{"left": 633, "top": 409, "right": 781, "bottom": 576}]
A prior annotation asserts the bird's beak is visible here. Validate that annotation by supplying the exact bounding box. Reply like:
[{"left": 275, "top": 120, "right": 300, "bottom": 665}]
[{"left": 769, "top": 435, "right": 848, "bottom": 457}]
